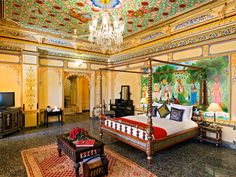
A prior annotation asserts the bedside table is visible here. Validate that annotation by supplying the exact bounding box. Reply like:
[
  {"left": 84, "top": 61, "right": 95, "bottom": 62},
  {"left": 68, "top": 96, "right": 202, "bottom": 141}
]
[{"left": 199, "top": 125, "right": 222, "bottom": 147}]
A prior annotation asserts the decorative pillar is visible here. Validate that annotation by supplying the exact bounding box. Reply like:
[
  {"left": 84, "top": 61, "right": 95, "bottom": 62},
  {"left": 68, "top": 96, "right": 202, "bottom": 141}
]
[
  {"left": 99, "top": 69, "right": 103, "bottom": 113},
  {"left": 199, "top": 70, "right": 203, "bottom": 105},
  {"left": 147, "top": 58, "right": 153, "bottom": 161},
  {"left": 22, "top": 54, "right": 38, "bottom": 127}
]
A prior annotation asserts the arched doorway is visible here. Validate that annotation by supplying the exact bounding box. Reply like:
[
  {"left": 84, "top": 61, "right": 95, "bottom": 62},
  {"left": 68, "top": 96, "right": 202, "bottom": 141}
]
[{"left": 64, "top": 73, "right": 90, "bottom": 115}]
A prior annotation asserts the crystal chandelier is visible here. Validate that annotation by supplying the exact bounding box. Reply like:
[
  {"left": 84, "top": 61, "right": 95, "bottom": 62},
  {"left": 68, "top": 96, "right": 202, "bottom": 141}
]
[{"left": 88, "top": 11, "right": 125, "bottom": 54}]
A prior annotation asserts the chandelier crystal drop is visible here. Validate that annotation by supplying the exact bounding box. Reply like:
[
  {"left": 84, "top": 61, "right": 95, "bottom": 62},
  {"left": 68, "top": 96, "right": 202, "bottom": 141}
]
[{"left": 88, "top": 11, "right": 125, "bottom": 54}]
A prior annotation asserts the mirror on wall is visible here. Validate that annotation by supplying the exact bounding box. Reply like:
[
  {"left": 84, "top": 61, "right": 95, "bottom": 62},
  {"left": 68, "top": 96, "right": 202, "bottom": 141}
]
[{"left": 120, "top": 85, "right": 130, "bottom": 100}]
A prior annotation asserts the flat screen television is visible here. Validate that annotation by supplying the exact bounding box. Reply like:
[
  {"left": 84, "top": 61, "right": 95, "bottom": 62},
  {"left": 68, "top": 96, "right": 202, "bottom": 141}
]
[{"left": 0, "top": 92, "right": 15, "bottom": 108}]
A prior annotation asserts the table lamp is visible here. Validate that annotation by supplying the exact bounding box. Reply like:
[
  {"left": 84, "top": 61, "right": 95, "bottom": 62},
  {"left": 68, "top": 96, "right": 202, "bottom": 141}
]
[
  {"left": 140, "top": 98, "right": 148, "bottom": 111},
  {"left": 207, "top": 103, "right": 222, "bottom": 127}
]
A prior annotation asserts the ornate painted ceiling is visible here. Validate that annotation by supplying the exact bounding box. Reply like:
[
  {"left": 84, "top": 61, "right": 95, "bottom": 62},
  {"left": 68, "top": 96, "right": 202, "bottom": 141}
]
[{"left": 4, "top": 0, "right": 213, "bottom": 40}]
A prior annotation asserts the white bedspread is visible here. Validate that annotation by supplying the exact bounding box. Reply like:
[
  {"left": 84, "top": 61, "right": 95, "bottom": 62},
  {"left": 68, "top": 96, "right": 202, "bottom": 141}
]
[{"left": 122, "top": 115, "right": 198, "bottom": 136}]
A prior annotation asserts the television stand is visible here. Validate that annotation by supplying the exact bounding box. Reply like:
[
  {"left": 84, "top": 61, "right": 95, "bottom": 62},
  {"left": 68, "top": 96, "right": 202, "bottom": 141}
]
[
  {"left": 0, "top": 107, "right": 7, "bottom": 110},
  {"left": 0, "top": 107, "right": 23, "bottom": 138}
]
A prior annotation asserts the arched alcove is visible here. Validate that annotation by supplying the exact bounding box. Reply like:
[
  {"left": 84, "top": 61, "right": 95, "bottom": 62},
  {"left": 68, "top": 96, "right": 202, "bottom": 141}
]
[{"left": 64, "top": 72, "right": 90, "bottom": 115}]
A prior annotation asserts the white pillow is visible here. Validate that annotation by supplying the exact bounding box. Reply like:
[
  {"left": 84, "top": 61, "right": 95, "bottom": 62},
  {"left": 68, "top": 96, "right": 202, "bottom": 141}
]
[
  {"left": 170, "top": 103, "right": 193, "bottom": 121},
  {"left": 152, "top": 102, "right": 162, "bottom": 108}
]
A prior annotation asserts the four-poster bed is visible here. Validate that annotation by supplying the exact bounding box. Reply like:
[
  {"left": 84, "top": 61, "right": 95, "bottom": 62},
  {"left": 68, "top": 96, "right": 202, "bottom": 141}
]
[{"left": 99, "top": 58, "right": 204, "bottom": 161}]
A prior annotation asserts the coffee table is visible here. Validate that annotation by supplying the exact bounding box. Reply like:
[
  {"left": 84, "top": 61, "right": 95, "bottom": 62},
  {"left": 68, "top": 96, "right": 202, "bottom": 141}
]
[{"left": 57, "top": 134, "right": 105, "bottom": 177}]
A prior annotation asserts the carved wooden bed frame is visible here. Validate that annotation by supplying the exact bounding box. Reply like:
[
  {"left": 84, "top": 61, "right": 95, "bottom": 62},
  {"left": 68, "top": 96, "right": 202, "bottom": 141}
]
[{"left": 99, "top": 58, "right": 204, "bottom": 161}]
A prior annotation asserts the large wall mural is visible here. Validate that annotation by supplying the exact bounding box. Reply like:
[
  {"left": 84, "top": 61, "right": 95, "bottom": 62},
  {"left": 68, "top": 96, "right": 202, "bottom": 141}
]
[{"left": 141, "top": 56, "right": 229, "bottom": 113}]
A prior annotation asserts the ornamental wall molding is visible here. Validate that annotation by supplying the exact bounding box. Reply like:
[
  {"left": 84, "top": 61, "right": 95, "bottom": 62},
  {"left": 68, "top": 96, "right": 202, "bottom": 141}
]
[
  {"left": 38, "top": 48, "right": 108, "bottom": 63},
  {"left": 0, "top": 42, "right": 22, "bottom": 52},
  {"left": 0, "top": 18, "right": 19, "bottom": 28},
  {"left": 0, "top": 37, "right": 107, "bottom": 59},
  {"left": 123, "top": 13, "right": 216, "bottom": 48},
  {"left": 64, "top": 72, "right": 91, "bottom": 83},
  {"left": 0, "top": 25, "right": 102, "bottom": 53},
  {"left": 0, "top": 28, "right": 37, "bottom": 42},
  {"left": 111, "top": 16, "right": 236, "bottom": 62}
]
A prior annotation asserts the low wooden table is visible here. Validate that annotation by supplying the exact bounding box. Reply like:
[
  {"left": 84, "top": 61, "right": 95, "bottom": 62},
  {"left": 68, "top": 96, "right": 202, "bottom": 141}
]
[{"left": 57, "top": 134, "right": 105, "bottom": 177}]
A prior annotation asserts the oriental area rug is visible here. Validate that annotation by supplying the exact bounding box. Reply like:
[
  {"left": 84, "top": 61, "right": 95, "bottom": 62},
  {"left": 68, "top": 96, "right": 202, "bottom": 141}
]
[{"left": 21, "top": 144, "right": 156, "bottom": 177}]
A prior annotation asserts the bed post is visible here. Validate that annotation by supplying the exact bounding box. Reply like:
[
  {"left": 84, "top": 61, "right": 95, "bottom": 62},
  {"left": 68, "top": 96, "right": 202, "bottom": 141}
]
[
  {"left": 99, "top": 69, "right": 104, "bottom": 139},
  {"left": 200, "top": 70, "right": 203, "bottom": 105},
  {"left": 147, "top": 58, "right": 153, "bottom": 162},
  {"left": 99, "top": 69, "right": 103, "bottom": 112}
]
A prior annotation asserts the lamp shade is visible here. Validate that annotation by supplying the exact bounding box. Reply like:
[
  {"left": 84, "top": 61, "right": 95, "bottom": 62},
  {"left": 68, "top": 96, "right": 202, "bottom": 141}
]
[
  {"left": 207, "top": 103, "right": 222, "bottom": 112},
  {"left": 140, "top": 98, "right": 148, "bottom": 104}
]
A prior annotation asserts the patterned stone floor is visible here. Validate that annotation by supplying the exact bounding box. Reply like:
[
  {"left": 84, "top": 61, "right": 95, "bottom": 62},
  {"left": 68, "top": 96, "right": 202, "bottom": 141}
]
[{"left": 0, "top": 113, "right": 236, "bottom": 177}]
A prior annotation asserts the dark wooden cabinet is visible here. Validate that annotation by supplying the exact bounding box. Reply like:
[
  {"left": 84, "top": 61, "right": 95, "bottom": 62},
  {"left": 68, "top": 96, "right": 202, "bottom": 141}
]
[
  {"left": 0, "top": 107, "right": 22, "bottom": 138},
  {"left": 110, "top": 85, "right": 134, "bottom": 117}
]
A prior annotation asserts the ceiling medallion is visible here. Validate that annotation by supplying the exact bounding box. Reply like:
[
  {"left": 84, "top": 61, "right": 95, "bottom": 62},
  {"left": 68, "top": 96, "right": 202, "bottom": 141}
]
[
  {"left": 88, "top": 0, "right": 125, "bottom": 54},
  {"left": 90, "top": 0, "right": 121, "bottom": 9}
]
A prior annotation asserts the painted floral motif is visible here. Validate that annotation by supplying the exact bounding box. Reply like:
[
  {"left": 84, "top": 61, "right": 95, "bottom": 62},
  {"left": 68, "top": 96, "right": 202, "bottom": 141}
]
[
  {"left": 4, "top": 0, "right": 212, "bottom": 37},
  {"left": 25, "top": 66, "right": 37, "bottom": 110}
]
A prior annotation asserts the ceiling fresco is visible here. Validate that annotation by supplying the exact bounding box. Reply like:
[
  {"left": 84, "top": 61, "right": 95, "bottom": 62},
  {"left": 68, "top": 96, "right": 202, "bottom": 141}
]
[{"left": 4, "top": 0, "right": 213, "bottom": 40}]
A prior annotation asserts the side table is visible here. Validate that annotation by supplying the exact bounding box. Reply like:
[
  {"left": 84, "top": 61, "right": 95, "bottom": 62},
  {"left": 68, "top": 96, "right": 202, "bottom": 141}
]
[
  {"left": 44, "top": 109, "right": 63, "bottom": 127},
  {"left": 199, "top": 125, "right": 222, "bottom": 147}
]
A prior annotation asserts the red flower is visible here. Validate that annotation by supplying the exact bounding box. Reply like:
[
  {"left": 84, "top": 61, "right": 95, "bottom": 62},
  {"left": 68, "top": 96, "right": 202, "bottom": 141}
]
[{"left": 67, "top": 127, "right": 88, "bottom": 141}]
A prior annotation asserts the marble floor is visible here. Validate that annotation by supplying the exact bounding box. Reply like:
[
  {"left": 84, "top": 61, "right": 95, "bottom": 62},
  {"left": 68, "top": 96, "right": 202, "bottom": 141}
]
[{"left": 0, "top": 113, "right": 236, "bottom": 177}]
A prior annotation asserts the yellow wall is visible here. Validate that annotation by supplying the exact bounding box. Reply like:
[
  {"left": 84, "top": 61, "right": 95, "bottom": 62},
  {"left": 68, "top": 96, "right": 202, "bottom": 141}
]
[
  {"left": 48, "top": 68, "right": 62, "bottom": 108},
  {"left": 113, "top": 72, "right": 141, "bottom": 109},
  {"left": 38, "top": 67, "right": 63, "bottom": 109},
  {"left": 81, "top": 76, "right": 90, "bottom": 110},
  {"left": 0, "top": 63, "right": 21, "bottom": 107},
  {"left": 76, "top": 76, "right": 90, "bottom": 112},
  {"left": 95, "top": 72, "right": 108, "bottom": 106},
  {"left": 64, "top": 79, "right": 71, "bottom": 97}
]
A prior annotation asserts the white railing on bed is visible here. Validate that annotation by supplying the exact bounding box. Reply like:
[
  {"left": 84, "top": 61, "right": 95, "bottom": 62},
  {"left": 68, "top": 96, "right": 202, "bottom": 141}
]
[{"left": 104, "top": 119, "right": 148, "bottom": 140}]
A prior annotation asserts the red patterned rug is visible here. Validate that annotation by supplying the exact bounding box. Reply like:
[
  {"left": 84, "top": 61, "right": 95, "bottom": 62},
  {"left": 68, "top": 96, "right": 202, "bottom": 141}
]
[{"left": 21, "top": 144, "right": 157, "bottom": 177}]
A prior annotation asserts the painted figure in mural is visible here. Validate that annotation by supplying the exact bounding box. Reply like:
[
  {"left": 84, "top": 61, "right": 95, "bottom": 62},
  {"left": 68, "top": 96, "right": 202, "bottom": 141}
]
[
  {"left": 190, "top": 80, "right": 197, "bottom": 105},
  {"left": 211, "top": 76, "right": 222, "bottom": 103},
  {"left": 160, "top": 79, "right": 172, "bottom": 101},
  {"left": 176, "top": 79, "right": 186, "bottom": 104},
  {"left": 153, "top": 83, "right": 161, "bottom": 102},
  {"left": 142, "top": 83, "right": 148, "bottom": 98}
]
